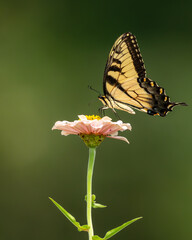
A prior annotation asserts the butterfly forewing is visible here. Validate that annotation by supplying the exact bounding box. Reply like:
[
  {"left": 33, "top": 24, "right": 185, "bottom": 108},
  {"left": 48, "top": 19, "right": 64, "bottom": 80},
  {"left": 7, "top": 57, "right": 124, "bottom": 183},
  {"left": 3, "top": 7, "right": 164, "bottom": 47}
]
[{"left": 104, "top": 33, "right": 146, "bottom": 84}]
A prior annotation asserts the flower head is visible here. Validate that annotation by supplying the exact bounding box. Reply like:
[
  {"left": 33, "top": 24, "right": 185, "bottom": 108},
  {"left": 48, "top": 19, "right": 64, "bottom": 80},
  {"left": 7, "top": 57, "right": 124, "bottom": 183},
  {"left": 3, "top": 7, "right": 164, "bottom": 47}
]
[{"left": 52, "top": 115, "right": 132, "bottom": 147}]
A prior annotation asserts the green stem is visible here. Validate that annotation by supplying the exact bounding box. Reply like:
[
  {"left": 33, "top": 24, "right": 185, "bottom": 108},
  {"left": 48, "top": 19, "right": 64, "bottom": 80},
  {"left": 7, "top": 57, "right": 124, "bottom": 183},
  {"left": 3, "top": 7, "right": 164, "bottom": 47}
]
[{"left": 87, "top": 147, "right": 96, "bottom": 240}]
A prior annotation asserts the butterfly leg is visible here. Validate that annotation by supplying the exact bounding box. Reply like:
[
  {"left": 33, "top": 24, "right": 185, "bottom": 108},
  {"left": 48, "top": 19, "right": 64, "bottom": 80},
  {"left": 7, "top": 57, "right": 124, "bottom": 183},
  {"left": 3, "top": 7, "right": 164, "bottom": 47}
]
[
  {"left": 98, "top": 107, "right": 104, "bottom": 117},
  {"left": 111, "top": 108, "right": 121, "bottom": 120},
  {"left": 98, "top": 106, "right": 108, "bottom": 117}
]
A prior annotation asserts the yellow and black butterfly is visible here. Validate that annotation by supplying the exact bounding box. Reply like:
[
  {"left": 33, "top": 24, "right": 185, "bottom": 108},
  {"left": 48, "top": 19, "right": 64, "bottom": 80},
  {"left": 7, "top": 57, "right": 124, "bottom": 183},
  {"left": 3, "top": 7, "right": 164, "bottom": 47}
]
[{"left": 98, "top": 32, "right": 187, "bottom": 117}]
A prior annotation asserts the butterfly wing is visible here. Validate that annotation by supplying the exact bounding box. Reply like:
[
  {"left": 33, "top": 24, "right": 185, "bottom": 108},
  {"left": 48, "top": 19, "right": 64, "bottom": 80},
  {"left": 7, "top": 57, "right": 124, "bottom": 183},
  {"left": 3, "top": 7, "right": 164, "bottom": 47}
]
[
  {"left": 103, "top": 32, "right": 186, "bottom": 116},
  {"left": 103, "top": 32, "right": 146, "bottom": 92}
]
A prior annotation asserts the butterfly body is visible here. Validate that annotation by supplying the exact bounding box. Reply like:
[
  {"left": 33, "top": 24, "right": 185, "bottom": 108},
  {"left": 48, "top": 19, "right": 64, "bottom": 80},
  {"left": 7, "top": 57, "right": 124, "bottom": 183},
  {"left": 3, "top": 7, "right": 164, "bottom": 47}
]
[{"left": 99, "top": 32, "right": 187, "bottom": 117}]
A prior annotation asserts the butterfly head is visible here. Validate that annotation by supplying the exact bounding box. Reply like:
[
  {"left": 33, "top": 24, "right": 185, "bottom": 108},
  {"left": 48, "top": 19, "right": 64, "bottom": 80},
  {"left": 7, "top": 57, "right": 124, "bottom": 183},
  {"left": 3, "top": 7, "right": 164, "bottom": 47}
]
[{"left": 98, "top": 95, "right": 110, "bottom": 108}]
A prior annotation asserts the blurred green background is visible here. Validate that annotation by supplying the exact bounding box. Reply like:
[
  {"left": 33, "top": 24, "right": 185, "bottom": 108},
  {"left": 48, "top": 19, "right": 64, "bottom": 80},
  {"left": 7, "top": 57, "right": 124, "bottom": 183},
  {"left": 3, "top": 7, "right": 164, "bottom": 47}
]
[{"left": 0, "top": 0, "right": 191, "bottom": 239}]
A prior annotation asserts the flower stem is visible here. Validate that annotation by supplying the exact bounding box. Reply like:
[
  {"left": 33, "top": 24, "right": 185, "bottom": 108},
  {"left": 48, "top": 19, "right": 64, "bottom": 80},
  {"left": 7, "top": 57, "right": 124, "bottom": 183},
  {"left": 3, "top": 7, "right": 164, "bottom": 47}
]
[{"left": 87, "top": 147, "right": 96, "bottom": 240}]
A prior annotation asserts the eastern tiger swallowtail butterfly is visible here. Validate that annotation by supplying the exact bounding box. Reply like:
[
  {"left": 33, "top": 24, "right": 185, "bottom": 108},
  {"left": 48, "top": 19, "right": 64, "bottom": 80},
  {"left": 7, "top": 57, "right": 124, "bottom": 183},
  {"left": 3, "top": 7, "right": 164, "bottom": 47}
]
[{"left": 98, "top": 32, "right": 187, "bottom": 117}]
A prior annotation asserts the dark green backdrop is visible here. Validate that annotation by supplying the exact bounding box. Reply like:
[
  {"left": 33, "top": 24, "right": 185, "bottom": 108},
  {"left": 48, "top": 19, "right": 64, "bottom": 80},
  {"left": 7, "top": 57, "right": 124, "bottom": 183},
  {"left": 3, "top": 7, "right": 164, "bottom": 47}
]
[{"left": 0, "top": 0, "right": 191, "bottom": 239}]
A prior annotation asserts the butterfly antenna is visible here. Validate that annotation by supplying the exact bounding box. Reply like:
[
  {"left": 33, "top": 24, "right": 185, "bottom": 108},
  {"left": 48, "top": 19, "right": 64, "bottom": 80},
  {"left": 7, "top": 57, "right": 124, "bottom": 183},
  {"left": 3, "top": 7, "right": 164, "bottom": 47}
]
[{"left": 88, "top": 85, "right": 101, "bottom": 95}]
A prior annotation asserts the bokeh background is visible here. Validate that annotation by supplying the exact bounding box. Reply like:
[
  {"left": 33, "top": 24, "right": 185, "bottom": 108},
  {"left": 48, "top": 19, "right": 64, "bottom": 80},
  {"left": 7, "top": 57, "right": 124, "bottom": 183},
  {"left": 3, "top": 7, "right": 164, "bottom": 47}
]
[{"left": 0, "top": 0, "right": 191, "bottom": 239}]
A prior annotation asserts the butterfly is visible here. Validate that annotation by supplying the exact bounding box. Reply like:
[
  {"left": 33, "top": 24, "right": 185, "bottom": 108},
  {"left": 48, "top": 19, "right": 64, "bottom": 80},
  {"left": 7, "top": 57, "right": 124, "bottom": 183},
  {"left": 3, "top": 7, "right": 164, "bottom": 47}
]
[{"left": 98, "top": 32, "right": 187, "bottom": 117}]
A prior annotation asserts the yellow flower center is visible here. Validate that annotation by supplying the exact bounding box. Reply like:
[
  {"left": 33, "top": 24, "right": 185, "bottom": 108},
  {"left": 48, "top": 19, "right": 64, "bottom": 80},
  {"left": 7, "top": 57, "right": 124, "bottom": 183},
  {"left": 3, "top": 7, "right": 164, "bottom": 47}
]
[{"left": 85, "top": 115, "right": 101, "bottom": 120}]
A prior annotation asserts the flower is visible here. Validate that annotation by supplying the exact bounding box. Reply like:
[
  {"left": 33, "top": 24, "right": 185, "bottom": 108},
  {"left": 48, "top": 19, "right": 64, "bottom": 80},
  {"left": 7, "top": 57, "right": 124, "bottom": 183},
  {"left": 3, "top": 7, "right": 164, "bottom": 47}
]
[{"left": 52, "top": 115, "right": 132, "bottom": 147}]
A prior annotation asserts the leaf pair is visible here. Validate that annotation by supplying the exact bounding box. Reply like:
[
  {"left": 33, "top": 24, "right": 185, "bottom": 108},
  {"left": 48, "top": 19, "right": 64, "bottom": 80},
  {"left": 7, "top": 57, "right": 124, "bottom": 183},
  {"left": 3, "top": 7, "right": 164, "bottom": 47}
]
[{"left": 49, "top": 197, "right": 142, "bottom": 239}]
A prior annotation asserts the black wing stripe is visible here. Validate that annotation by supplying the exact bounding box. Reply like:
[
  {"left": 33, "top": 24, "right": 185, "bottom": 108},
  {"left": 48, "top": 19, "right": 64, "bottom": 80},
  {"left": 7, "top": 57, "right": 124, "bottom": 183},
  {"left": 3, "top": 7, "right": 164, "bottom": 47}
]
[
  {"left": 106, "top": 75, "right": 117, "bottom": 86},
  {"left": 113, "top": 58, "right": 121, "bottom": 65},
  {"left": 123, "top": 33, "right": 146, "bottom": 78},
  {"left": 108, "top": 66, "right": 121, "bottom": 72}
]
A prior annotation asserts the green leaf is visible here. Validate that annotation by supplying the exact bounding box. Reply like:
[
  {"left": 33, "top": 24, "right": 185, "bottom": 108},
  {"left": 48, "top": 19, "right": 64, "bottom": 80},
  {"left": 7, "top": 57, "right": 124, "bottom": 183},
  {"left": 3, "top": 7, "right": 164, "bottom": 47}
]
[
  {"left": 92, "top": 235, "right": 103, "bottom": 240},
  {"left": 103, "top": 217, "right": 142, "bottom": 240},
  {"left": 85, "top": 194, "right": 107, "bottom": 208},
  {"left": 49, "top": 197, "right": 89, "bottom": 232},
  {"left": 92, "top": 202, "right": 107, "bottom": 208},
  {"left": 79, "top": 225, "right": 90, "bottom": 232},
  {"left": 92, "top": 194, "right": 96, "bottom": 201}
]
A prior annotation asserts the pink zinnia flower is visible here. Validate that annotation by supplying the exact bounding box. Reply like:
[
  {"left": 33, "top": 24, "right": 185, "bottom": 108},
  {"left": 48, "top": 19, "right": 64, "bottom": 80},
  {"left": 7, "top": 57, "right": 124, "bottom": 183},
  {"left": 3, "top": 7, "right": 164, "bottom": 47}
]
[{"left": 52, "top": 115, "right": 132, "bottom": 147}]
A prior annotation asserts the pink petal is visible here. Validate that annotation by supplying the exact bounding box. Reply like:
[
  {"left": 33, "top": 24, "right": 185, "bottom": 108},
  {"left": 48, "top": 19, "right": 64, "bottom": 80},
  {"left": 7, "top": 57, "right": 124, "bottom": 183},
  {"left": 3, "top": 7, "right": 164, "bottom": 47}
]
[
  {"left": 110, "top": 131, "right": 118, "bottom": 136},
  {"left": 113, "top": 121, "right": 132, "bottom": 131},
  {"left": 78, "top": 115, "right": 87, "bottom": 121},
  {"left": 61, "top": 130, "right": 78, "bottom": 136},
  {"left": 101, "top": 116, "right": 112, "bottom": 121},
  {"left": 107, "top": 135, "right": 130, "bottom": 143},
  {"left": 90, "top": 121, "right": 104, "bottom": 130},
  {"left": 52, "top": 121, "right": 68, "bottom": 130},
  {"left": 121, "top": 123, "right": 132, "bottom": 131},
  {"left": 97, "top": 122, "right": 115, "bottom": 134},
  {"left": 59, "top": 125, "right": 80, "bottom": 135},
  {"left": 72, "top": 122, "right": 90, "bottom": 134},
  {"left": 101, "top": 124, "right": 124, "bottom": 135}
]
